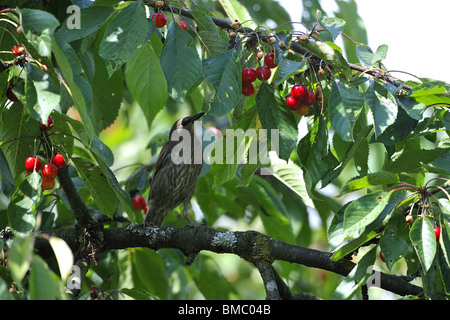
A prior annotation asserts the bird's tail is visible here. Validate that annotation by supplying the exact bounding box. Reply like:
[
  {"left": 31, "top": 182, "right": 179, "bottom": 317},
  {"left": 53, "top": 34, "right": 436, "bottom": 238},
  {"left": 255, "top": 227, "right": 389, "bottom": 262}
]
[{"left": 144, "top": 206, "right": 165, "bottom": 227}]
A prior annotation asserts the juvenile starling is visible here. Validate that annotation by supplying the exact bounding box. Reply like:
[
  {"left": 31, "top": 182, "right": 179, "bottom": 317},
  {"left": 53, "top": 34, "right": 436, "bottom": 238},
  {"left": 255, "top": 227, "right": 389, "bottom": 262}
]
[{"left": 144, "top": 112, "right": 205, "bottom": 227}]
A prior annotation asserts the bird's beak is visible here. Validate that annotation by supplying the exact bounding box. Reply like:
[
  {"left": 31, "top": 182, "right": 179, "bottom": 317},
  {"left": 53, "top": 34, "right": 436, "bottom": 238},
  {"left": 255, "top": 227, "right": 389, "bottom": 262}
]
[{"left": 192, "top": 112, "right": 205, "bottom": 121}]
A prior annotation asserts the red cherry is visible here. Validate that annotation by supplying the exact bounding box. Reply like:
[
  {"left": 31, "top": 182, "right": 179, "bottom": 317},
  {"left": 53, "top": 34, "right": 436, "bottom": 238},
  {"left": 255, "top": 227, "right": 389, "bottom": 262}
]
[
  {"left": 255, "top": 66, "right": 271, "bottom": 81},
  {"left": 42, "top": 163, "right": 58, "bottom": 179},
  {"left": 11, "top": 45, "right": 25, "bottom": 56},
  {"left": 177, "top": 21, "right": 187, "bottom": 31},
  {"left": 51, "top": 154, "right": 66, "bottom": 169},
  {"left": 242, "top": 68, "right": 257, "bottom": 83},
  {"left": 152, "top": 13, "right": 167, "bottom": 28},
  {"left": 39, "top": 115, "right": 54, "bottom": 131},
  {"left": 303, "top": 90, "right": 317, "bottom": 106},
  {"left": 6, "top": 86, "right": 18, "bottom": 102},
  {"left": 241, "top": 82, "right": 255, "bottom": 96},
  {"left": 25, "top": 156, "right": 42, "bottom": 172},
  {"left": 379, "top": 251, "right": 386, "bottom": 263},
  {"left": 132, "top": 195, "right": 147, "bottom": 211},
  {"left": 41, "top": 177, "right": 55, "bottom": 190},
  {"left": 434, "top": 227, "right": 441, "bottom": 241},
  {"left": 290, "top": 85, "right": 307, "bottom": 100},
  {"left": 264, "top": 53, "right": 277, "bottom": 69},
  {"left": 286, "top": 96, "right": 302, "bottom": 111}
]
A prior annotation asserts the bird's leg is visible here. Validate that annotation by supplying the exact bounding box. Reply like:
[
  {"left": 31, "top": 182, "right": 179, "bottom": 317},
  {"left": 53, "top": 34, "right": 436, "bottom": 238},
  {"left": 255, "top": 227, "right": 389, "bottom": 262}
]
[{"left": 182, "top": 203, "right": 197, "bottom": 228}]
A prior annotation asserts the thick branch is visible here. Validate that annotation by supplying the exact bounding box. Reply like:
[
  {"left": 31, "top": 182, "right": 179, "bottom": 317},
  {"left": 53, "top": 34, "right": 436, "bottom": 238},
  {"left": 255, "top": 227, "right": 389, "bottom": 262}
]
[{"left": 37, "top": 224, "right": 424, "bottom": 298}]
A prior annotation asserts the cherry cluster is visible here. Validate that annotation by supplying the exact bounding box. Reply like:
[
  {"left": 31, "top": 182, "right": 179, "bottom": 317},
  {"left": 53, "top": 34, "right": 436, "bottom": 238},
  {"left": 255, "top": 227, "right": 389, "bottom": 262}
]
[
  {"left": 24, "top": 116, "right": 66, "bottom": 190},
  {"left": 241, "top": 52, "right": 277, "bottom": 97},
  {"left": 151, "top": 3, "right": 187, "bottom": 31},
  {"left": 285, "top": 84, "right": 316, "bottom": 116}
]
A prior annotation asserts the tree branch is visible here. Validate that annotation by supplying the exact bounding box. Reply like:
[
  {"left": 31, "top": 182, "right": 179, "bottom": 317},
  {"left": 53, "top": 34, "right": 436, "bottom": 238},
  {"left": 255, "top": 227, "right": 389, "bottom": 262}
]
[{"left": 36, "top": 223, "right": 424, "bottom": 299}]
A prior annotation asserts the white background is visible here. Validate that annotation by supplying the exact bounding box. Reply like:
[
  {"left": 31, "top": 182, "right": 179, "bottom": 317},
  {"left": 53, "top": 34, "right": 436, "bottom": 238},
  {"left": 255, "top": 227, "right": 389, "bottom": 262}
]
[{"left": 279, "top": 0, "right": 450, "bottom": 83}]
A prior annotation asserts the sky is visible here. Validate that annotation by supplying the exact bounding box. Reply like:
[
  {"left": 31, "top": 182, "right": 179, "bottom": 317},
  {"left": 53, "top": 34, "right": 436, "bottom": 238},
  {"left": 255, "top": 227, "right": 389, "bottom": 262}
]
[{"left": 278, "top": 0, "right": 450, "bottom": 83}]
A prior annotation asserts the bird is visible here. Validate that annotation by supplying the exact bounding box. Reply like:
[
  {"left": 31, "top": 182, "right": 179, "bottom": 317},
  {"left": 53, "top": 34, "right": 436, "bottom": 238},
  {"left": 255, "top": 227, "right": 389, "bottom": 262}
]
[{"left": 144, "top": 112, "right": 205, "bottom": 228}]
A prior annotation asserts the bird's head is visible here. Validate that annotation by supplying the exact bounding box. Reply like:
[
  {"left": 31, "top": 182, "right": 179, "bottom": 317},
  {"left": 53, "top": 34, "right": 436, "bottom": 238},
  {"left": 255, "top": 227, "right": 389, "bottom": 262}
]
[{"left": 170, "top": 112, "right": 205, "bottom": 135}]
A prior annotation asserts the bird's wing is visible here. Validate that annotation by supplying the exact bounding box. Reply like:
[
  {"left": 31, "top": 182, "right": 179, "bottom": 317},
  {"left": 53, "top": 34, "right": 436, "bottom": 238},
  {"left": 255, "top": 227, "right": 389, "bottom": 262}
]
[{"left": 150, "top": 143, "right": 172, "bottom": 185}]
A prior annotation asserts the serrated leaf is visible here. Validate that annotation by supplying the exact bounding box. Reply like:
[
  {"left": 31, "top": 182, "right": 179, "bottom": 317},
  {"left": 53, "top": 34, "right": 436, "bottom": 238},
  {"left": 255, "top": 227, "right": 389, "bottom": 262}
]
[
  {"left": 364, "top": 80, "right": 398, "bottom": 137},
  {"left": 99, "top": 0, "right": 148, "bottom": 76},
  {"left": 275, "top": 54, "right": 307, "bottom": 85},
  {"left": 343, "top": 191, "right": 392, "bottom": 234},
  {"left": 7, "top": 174, "right": 42, "bottom": 236},
  {"left": 269, "top": 157, "right": 314, "bottom": 208},
  {"left": 328, "top": 79, "right": 363, "bottom": 142},
  {"left": 72, "top": 157, "right": 118, "bottom": 218},
  {"left": 255, "top": 82, "right": 298, "bottom": 160},
  {"left": 52, "top": 38, "right": 92, "bottom": 127},
  {"left": 7, "top": 236, "right": 34, "bottom": 287},
  {"left": 299, "top": 38, "right": 350, "bottom": 74},
  {"left": 0, "top": 104, "right": 40, "bottom": 177},
  {"left": 332, "top": 246, "right": 377, "bottom": 300},
  {"left": 205, "top": 50, "right": 241, "bottom": 116},
  {"left": 20, "top": 8, "right": 60, "bottom": 57},
  {"left": 126, "top": 40, "right": 167, "bottom": 129},
  {"left": 56, "top": 6, "right": 114, "bottom": 43},
  {"left": 339, "top": 171, "right": 400, "bottom": 196},
  {"left": 331, "top": 230, "right": 379, "bottom": 261},
  {"left": 218, "top": 0, "right": 256, "bottom": 29},
  {"left": 191, "top": 10, "right": 227, "bottom": 57},
  {"left": 29, "top": 254, "right": 60, "bottom": 299},
  {"left": 91, "top": 52, "right": 124, "bottom": 134},
  {"left": 356, "top": 44, "right": 388, "bottom": 66},
  {"left": 410, "top": 216, "right": 436, "bottom": 273},
  {"left": 160, "top": 21, "right": 202, "bottom": 102},
  {"left": 319, "top": 16, "right": 346, "bottom": 40},
  {"left": 0, "top": 148, "right": 15, "bottom": 196},
  {"left": 379, "top": 214, "right": 414, "bottom": 270}
]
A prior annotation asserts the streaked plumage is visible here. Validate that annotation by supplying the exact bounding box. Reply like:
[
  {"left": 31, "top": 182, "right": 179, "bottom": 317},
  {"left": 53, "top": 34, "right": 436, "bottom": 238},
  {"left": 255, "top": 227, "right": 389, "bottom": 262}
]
[{"left": 144, "top": 112, "right": 204, "bottom": 227}]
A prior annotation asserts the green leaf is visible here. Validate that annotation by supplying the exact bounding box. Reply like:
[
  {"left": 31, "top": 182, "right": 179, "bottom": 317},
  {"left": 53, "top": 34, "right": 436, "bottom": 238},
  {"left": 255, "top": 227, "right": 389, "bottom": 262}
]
[
  {"left": 125, "top": 40, "right": 167, "bottom": 129},
  {"left": 386, "top": 148, "right": 445, "bottom": 173},
  {"left": 379, "top": 214, "right": 414, "bottom": 270},
  {"left": 331, "top": 230, "right": 379, "bottom": 261},
  {"left": 269, "top": 158, "right": 314, "bottom": 208},
  {"left": 204, "top": 50, "right": 241, "bottom": 116},
  {"left": 255, "top": 82, "right": 298, "bottom": 160},
  {"left": 0, "top": 148, "right": 15, "bottom": 196},
  {"left": 0, "top": 104, "right": 40, "bottom": 177},
  {"left": 209, "top": 107, "right": 258, "bottom": 185},
  {"left": 339, "top": 171, "right": 400, "bottom": 196},
  {"left": 319, "top": 16, "right": 346, "bottom": 40},
  {"left": 99, "top": 0, "right": 148, "bottom": 76},
  {"left": 189, "top": 254, "right": 237, "bottom": 299},
  {"left": 299, "top": 38, "right": 350, "bottom": 74},
  {"left": 29, "top": 254, "right": 61, "bottom": 299},
  {"left": 7, "top": 173, "right": 42, "bottom": 236},
  {"left": 356, "top": 44, "right": 388, "bottom": 66},
  {"left": 56, "top": 6, "right": 114, "bottom": 43},
  {"left": 25, "top": 64, "right": 60, "bottom": 124},
  {"left": 160, "top": 21, "right": 202, "bottom": 102},
  {"left": 332, "top": 246, "right": 377, "bottom": 300},
  {"left": 52, "top": 39, "right": 92, "bottom": 127},
  {"left": 275, "top": 55, "right": 307, "bottom": 85},
  {"left": 410, "top": 216, "right": 437, "bottom": 273},
  {"left": 343, "top": 191, "right": 392, "bottom": 234},
  {"left": 48, "top": 236, "right": 74, "bottom": 282},
  {"left": 20, "top": 8, "right": 60, "bottom": 57},
  {"left": 191, "top": 10, "right": 227, "bottom": 57},
  {"left": 218, "top": 0, "right": 257, "bottom": 29},
  {"left": 131, "top": 248, "right": 168, "bottom": 299},
  {"left": 7, "top": 236, "right": 34, "bottom": 287},
  {"left": 328, "top": 79, "right": 363, "bottom": 142},
  {"left": 72, "top": 157, "right": 118, "bottom": 218},
  {"left": 364, "top": 80, "right": 398, "bottom": 137}
]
